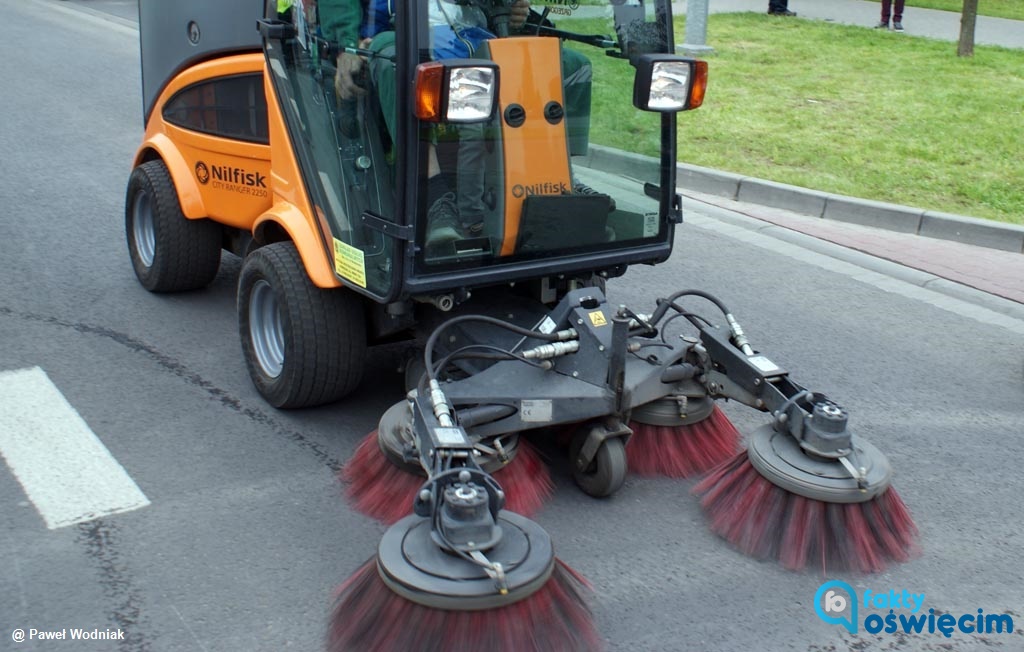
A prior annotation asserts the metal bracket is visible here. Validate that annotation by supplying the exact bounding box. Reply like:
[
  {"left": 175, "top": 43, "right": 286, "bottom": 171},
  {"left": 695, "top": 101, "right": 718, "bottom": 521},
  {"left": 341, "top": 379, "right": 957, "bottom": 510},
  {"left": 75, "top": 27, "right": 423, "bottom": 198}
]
[
  {"left": 576, "top": 420, "right": 632, "bottom": 469},
  {"left": 257, "top": 18, "right": 295, "bottom": 40},
  {"left": 699, "top": 326, "right": 787, "bottom": 397},
  {"left": 671, "top": 192, "right": 683, "bottom": 224},
  {"left": 361, "top": 211, "right": 413, "bottom": 241}
]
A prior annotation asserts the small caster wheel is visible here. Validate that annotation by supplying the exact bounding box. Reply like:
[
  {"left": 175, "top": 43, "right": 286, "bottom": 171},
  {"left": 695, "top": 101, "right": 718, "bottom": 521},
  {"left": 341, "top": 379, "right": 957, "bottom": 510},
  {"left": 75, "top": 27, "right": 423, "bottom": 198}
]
[{"left": 569, "top": 430, "right": 627, "bottom": 498}]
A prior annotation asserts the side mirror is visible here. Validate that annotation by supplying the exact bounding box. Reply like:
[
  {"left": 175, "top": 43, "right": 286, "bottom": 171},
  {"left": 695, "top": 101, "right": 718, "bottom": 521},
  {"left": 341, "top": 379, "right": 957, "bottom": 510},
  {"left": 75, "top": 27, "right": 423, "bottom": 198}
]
[
  {"left": 414, "top": 59, "right": 500, "bottom": 123},
  {"left": 632, "top": 55, "right": 707, "bottom": 112}
]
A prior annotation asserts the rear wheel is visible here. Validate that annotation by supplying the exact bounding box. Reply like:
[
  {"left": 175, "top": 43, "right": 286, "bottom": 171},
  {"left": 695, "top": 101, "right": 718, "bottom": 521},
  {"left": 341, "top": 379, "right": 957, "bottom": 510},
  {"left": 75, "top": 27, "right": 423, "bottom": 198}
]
[
  {"left": 238, "top": 242, "right": 366, "bottom": 408},
  {"left": 125, "top": 160, "right": 221, "bottom": 292}
]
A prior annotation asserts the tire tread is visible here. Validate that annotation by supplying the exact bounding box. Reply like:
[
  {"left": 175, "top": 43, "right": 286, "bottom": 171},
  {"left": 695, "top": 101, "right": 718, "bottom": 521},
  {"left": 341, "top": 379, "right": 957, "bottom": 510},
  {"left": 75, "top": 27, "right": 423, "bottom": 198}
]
[
  {"left": 239, "top": 242, "right": 366, "bottom": 408},
  {"left": 125, "top": 160, "right": 221, "bottom": 292}
]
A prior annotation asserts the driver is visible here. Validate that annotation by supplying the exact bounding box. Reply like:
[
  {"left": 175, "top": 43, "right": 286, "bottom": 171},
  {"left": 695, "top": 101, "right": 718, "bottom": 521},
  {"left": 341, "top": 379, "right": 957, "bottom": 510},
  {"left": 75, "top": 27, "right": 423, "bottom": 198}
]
[{"left": 320, "top": 0, "right": 600, "bottom": 244}]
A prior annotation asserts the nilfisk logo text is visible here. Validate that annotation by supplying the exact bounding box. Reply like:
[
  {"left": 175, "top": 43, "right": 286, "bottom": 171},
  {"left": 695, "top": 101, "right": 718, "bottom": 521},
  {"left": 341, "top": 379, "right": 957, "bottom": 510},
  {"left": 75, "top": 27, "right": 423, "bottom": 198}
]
[
  {"left": 209, "top": 164, "right": 266, "bottom": 188},
  {"left": 195, "top": 161, "right": 269, "bottom": 198},
  {"left": 814, "top": 580, "right": 1014, "bottom": 638}
]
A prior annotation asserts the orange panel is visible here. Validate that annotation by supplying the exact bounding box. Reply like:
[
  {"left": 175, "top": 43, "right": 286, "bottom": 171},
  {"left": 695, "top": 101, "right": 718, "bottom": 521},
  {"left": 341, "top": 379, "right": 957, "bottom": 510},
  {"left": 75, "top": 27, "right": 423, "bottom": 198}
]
[
  {"left": 135, "top": 53, "right": 272, "bottom": 228},
  {"left": 487, "top": 38, "right": 573, "bottom": 256},
  {"left": 134, "top": 53, "right": 339, "bottom": 289},
  {"left": 173, "top": 136, "right": 273, "bottom": 230}
]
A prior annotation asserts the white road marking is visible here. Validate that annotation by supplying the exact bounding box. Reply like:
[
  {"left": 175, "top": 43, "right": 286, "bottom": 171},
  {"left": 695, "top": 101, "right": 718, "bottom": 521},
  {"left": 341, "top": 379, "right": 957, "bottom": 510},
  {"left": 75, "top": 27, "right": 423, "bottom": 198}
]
[{"left": 0, "top": 367, "right": 150, "bottom": 529}]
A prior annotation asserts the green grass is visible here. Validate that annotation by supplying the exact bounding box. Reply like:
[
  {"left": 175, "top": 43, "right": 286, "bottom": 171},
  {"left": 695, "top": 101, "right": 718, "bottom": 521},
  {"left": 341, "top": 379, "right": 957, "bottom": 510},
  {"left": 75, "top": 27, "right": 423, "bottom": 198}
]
[
  {"left": 868, "top": 0, "right": 1024, "bottom": 21},
  {"left": 578, "top": 0, "right": 1024, "bottom": 20},
  {"left": 573, "top": 14, "right": 1024, "bottom": 224}
]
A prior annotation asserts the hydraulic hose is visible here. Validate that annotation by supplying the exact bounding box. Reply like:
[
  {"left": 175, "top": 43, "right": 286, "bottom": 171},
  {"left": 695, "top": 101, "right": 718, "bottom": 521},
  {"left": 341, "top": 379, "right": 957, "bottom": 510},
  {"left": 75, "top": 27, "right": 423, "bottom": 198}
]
[
  {"left": 424, "top": 315, "right": 564, "bottom": 384},
  {"left": 649, "top": 289, "right": 733, "bottom": 326}
]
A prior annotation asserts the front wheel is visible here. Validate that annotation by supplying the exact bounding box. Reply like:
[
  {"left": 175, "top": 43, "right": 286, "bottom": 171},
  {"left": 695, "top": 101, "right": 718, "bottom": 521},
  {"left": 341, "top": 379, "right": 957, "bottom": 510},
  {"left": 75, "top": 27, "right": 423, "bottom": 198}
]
[
  {"left": 238, "top": 242, "right": 366, "bottom": 408},
  {"left": 124, "top": 160, "right": 221, "bottom": 292},
  {"left": 570, "top": 430, "right": 628, "bottom": 498}
]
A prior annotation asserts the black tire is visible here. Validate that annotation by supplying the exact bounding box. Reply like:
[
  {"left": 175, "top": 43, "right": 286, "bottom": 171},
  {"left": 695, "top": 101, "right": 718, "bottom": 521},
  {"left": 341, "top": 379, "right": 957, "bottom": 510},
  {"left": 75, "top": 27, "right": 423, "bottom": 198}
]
[
  {"left": 569, "top": 430, "right": 628, "bottom": 498},
  {"left": 125, "top": 160, "right": 222, "bottom": 292},
  {"left": 238, "top": 242, "right": 366, "bottom": 408},
  {"left": 403, "top": 354, "right": 427, "bottom": 394}
]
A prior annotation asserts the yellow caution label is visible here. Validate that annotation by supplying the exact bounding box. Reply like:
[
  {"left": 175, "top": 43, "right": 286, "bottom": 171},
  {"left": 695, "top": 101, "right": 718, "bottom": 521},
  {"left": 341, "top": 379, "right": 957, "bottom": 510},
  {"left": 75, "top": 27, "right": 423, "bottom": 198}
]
[
  {"left": 333, "top": 238, "right": 367, "bottom": 288},
  {"left": 588, "top": 310, "right": 607, "bottom": 327}
]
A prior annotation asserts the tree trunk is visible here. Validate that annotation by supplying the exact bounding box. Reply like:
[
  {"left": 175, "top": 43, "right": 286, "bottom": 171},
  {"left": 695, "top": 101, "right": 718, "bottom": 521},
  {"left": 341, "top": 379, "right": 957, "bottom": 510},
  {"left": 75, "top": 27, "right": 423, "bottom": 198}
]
[{"left": 958, "top": 0, "right": 978, "bottom": 57}]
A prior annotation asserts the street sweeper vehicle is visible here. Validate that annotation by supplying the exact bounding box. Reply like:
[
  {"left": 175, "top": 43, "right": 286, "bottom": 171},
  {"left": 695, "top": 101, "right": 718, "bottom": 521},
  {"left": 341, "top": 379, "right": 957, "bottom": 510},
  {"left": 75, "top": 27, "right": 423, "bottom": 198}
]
[{"left": 125, "top": 0, "right": 919, "bottom": 648}]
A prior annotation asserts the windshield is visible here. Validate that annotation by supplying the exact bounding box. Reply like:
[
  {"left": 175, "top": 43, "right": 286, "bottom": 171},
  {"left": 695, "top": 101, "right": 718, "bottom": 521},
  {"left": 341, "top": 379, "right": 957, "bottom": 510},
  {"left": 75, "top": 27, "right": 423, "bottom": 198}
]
[
  {"left": 265, "top": 0, "right": 678, "bottom": 299},
  {"left": 412, "top": 1, "right": 676, "bottom": 273}
]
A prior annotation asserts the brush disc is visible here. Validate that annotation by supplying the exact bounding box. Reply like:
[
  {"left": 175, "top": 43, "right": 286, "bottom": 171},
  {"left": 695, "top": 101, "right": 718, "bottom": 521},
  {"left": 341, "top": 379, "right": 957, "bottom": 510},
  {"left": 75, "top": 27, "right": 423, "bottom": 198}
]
[
  {"left": 694, "top": 426, "right": 919, "bottom": 573},
  {"left": 746, "top": 424, "right": 892, "bottom": 502},
  {"left": 377, "top": 511, "right": 554, "bottom": 609},
  {"left": 328, "top": 556, "right": 600, "bottom": 651},
  {"left": 376, "top": 400, "right": 524, "bottom": 475},
  {"left": 631, "top": 395, "right": 715, "bottom": 427},
  {"left": 341, "top": 431, "right": 427, "bottom": 523}
]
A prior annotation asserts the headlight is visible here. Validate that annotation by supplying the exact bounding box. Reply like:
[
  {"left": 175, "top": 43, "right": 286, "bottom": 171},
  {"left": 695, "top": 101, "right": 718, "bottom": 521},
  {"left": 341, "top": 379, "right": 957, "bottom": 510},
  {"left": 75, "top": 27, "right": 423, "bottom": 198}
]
[
  {"left": 415, "top": 60, "right": 499, "bottom": 123},
  {"left": 447, "top": 67, "right": 496, "bottom": 122},
  {"left": 648, "top": 61, "right": 692, "bottom": 110},
  {"left": 633, "top": 55, "right": 708, "bottom": 113}
]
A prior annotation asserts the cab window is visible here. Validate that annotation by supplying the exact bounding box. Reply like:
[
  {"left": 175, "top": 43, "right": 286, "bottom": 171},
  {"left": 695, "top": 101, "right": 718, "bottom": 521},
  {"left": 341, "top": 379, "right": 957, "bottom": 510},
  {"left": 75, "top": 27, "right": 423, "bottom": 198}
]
[{"left": 163, "top": 74, "right": 269, "bottom": 144}]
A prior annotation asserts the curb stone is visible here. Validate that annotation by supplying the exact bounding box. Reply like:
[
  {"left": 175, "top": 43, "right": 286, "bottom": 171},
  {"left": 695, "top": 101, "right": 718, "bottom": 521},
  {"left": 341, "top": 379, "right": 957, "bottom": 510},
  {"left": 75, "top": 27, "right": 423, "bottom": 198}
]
[{"left": 581, "top": 144, "right": 1024, "bottom": 255}]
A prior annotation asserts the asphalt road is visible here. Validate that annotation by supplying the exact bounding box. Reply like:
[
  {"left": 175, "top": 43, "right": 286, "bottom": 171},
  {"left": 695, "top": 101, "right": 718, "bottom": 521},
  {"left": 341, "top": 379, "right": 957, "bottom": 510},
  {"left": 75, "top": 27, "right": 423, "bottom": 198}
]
[{"left": 2, "top": 2, "right": 1023, "bottom": 652}]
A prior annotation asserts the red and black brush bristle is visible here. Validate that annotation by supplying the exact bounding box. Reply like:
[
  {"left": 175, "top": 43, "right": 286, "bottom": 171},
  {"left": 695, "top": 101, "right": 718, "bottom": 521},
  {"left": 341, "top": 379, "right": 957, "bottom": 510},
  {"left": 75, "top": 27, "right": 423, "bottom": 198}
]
[
  {"left": 341, "top": 430, "right": 555, "bottom": 524},
  {"left": 627, "top": 405, "right": 742, "bottom": 478},
  {"left": 692, "top": 452, "right": 919, "bottom": 573},
  {"left": 327, "top": 558, "right": 602, "bottom": 652}
]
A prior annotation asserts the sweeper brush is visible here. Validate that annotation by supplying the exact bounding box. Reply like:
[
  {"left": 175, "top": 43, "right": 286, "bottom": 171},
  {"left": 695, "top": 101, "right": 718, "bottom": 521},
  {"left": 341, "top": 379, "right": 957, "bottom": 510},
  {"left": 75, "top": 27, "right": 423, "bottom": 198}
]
[
  {"left": 627, "top": 400, "right": 741, "bottom": 478},
  {"left": 694, "top": 424, "right": 918, "bottom": 573},
  {"left": 342, "top": 407, "right": 554, "bottom": 523},
  {"left": 327, "top": 516, "right": 599, "bottom": 651},
  {"left": 327, "top": 284, "right": 921, "bottom": 649},
  {"left": 329, "top": 388, "right": 600, "bottom": 651}
]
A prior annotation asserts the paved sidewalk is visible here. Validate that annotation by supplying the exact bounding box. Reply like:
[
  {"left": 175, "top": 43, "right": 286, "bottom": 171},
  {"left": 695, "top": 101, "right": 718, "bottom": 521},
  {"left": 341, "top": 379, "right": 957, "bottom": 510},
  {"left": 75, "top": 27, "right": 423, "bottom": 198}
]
[
  {"left": 689, "top": 190, "right": 1024, "bottom": 308},
  {"left": 652, "top": 1, "right": 1024, "bottom": 310},
  {"left": 580, "top": 146, "right": 1024, "bottom": 313},
  {"left": 666, "top": 2, "right": 1024, "bottom": 254},
  {"left": 673, "top": 0, "right": 1024, "bottom": 49}
]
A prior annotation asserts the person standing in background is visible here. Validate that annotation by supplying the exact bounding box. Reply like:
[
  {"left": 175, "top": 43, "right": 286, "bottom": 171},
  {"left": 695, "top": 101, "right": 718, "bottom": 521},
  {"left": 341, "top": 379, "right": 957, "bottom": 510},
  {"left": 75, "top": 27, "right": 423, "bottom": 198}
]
[
  {"left": 875, "top": 0, "right": 906, "bottom": 31},
  {"left": 768, "top": 1, "right": 796, "bottom": 17}
]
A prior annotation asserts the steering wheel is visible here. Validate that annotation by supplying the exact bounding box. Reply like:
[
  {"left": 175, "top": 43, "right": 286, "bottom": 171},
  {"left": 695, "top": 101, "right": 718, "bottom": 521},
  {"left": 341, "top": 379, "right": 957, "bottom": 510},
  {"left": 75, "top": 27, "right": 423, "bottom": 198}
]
[{"left": 457, "top": 0, "right": 515, "bottom": 37}]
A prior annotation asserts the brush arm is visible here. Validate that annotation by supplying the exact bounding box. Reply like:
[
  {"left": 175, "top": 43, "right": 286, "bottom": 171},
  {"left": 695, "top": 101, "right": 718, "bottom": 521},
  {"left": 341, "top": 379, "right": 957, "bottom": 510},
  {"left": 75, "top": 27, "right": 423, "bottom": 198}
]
[{"left": 698, "top": 326, "right": 854, "bottom": 459}]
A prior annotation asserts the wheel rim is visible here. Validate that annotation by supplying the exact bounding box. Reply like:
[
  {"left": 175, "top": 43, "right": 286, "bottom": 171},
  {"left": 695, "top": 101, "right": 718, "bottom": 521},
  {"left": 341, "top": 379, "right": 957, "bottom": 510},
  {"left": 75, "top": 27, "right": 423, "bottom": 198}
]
[
  {"left": 249, "top": 279, "right": 285, "bottom": 378},
  {"left": 132, "top": 189, "right": 156, "bottom": 268}
]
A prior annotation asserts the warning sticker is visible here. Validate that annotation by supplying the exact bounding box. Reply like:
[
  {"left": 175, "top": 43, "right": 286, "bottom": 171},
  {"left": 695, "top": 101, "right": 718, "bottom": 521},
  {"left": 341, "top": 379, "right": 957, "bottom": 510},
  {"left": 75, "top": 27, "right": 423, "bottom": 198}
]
[
  {"left": 588, "top": 310, "right": 607, "bottom": 327},
  {"left": 333, "top": 238, "right": 367, "bottom": 288},
  {"left": 521, "top": 399, "right": 553, "bottom": 423},
  {"left": 643, "top": 212, "right": 659, "bottom": 238},
  {"left": 435, "top": 427, "right": 468, "bottom": 446},
  {"left": 537, "top": 316, "right": 557, "bottom": 335}
]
